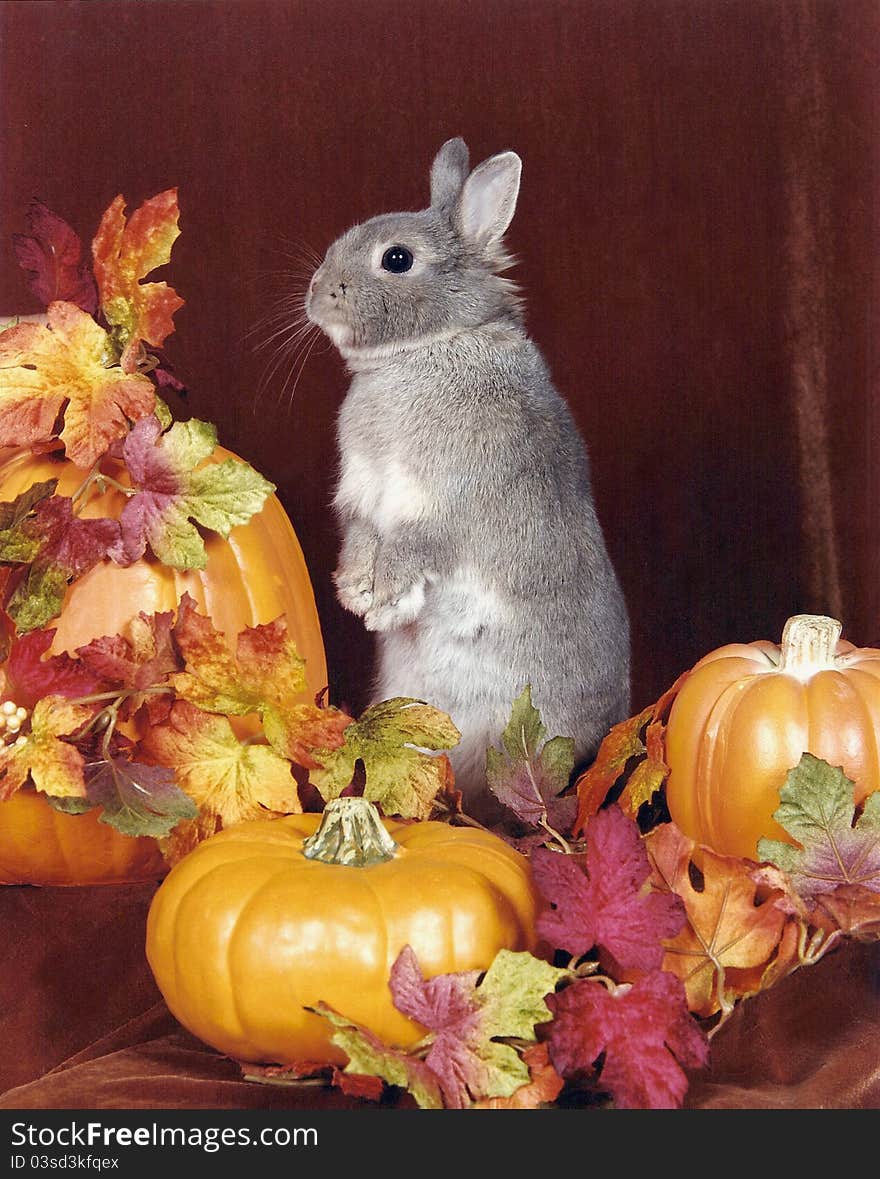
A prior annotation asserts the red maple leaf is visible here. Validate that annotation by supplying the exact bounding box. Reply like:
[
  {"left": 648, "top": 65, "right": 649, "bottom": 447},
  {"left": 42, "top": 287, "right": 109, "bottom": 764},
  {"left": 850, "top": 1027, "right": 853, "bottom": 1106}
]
[
  {"left": 76, "top": 609, "right": 180, "bottom": 691},
  {"left": 531, "top": 804, "right": 685, "bottom": 971},
  {"left": 545, "top": 972, "right": 709, "bottom": 1109},
  {"left": 4, "top": 628, "right": 108, "bottom": 710},
  {"left": 12, "top": 199, "right": 98, "bottom": 313}
]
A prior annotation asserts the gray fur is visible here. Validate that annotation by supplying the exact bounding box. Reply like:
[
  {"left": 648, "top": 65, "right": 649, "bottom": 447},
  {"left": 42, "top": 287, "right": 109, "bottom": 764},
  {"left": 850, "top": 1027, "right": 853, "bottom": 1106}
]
[{"left": 306, "top": 138, "right": 631, "bottom": 817}]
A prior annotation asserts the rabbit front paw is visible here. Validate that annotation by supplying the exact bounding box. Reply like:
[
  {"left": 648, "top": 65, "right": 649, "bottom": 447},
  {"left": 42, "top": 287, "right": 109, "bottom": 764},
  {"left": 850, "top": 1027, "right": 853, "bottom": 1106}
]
[
  {"left": 333, "top": 567, "right": 374, "bottom": 617},
  {"left": 363, "top": 580, "right": 426, "bottom": 632}
]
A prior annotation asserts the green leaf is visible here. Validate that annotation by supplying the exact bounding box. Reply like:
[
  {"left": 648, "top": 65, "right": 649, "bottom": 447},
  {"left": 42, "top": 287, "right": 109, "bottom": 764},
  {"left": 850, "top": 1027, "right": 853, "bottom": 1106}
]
[
  {"left": 6, "top": 564, "right": 69, "bottom": 631},
  {"left": 477, "top": 949, "right": 567, "bottom": 1042},
  {"left": 0, "top": 479, "right": 58, "bottom": 533},
  {"left": 44, "top": 793, "right": 94, "bottom": 815},
  {"left": 119, "top": 416, "right": 276, "bottom": 570},
  {"left": 85, "top": 756, "right": 198, "bottom": 838},
  {"left": 757, "top": 753, "right": 880, "bottom": 898},
  {"left": 310, "top": 1003, "right": 443, "bottom": 1109},
  {"left": 485, "top": 685, "right": 576, "bottom": 832},
  {"left": 309, "top": 697, "right": 461, "bottom": 819}
]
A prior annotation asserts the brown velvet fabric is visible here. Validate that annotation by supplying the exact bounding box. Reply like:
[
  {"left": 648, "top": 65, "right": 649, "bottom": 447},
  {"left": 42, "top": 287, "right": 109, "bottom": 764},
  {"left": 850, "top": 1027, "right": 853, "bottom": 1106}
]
[
  {"left": 0, "top": 0, "right": 878, "bottom": 1111},
  {"left": 1, "top": 882, "right": 879, "bottom": 1110}
]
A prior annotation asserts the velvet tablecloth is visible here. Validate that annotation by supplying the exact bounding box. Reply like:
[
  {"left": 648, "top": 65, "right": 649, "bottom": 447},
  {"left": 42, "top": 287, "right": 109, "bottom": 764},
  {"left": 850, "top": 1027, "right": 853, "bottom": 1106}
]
[{"left": 2, "top": 882, "right": 878, "bottom": 1111}]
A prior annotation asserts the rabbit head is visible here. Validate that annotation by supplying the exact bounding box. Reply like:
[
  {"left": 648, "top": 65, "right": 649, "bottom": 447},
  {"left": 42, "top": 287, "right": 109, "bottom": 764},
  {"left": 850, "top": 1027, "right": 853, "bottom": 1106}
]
[{"left": 306, "top": 138, "right": 524, "bottom": 354}]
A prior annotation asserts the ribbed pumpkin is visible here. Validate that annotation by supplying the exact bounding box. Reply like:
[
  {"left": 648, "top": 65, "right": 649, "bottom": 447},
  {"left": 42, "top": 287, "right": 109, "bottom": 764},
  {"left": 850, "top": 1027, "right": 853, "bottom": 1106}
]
[
  {"left": 0, "top": 444, "right": 328, "bottom": 886},
  {"left": 0, "top": 788, "right": 166, "bottom": 886},
  {"left": 146, "top": 796, "right": 540, "bottom": 1065},
  {"left": 664, "top": 614, "right": 880, "bottom": 862}
]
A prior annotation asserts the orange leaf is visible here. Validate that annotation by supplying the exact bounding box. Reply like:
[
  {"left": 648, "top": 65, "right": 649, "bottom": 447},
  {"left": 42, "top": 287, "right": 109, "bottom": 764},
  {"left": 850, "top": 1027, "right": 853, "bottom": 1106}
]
[
  {"left": 92, "top": 189, "right": 184, "bottom": 373},
  {"left": 0, "top": 302, "right": 155, "bottom": 467},
  {"left": 158, "top": 810, "right": 223, "bottom": 869},
  {"left": 573, "top": 707, "right": 651, "bottom": 833},
  {"left": 574, "top": 671, "right": 691, "bottom": 834},
  {"left": 618, "top": 720, "right": 670, "bottom": 818},
  {"left": 645, "top": 822, "right": 788, "bottom": 1017}
]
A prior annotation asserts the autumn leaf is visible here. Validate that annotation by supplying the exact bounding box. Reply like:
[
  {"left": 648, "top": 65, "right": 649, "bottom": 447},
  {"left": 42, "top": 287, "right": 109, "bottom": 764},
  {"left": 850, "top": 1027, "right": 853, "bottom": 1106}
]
[
  {"left": 313, "top": 946, "right": 565, "bottom": 1110},
  {"left": 485, "top": 685, "right": 576, "bottom": 836},
  {"left": 811, "top": 884, "right": 880, "bottom": 941},
  {"left": 84, "top": 756, "right": 197, "bottom": 838},
  {"left": 13, "top": 199, "right": 98, "bottom": 314},
  {"left": 531, "top": 805, "right": 685, "bottom": 972},
  {"left": 757, "top": 754, "right": 880, "bottom": 898},
  {"left": 0, "top": 695, "right": 96, "bottom": 800},
  {"left": 311, "top": 1003, "right": 443, "bottom": 1110},
  {"left": 573, "top": 707, "right": 653, "bottom": 831},
  {"left": 0, "top": 480, "right": 58, "bottom": 532},
  {"left": 91, "top": 189, "right": 184, "bottom": 372},
  {"left": 0, "top": 302, "right": 156, "bottom": 467},
  {"left": 619, "top": 719, "right": 669, "bottom": 817},
  {"left": 646, "top": 822, "right": 789, "bottom": 1017},
  {"left": 158, "top": 810, "right": 223, "bottom": 870},
  {"left": 76, "top": 609, "right": 180, "bottom": 700},
  {"left": 473, "top": 1044, "right": 564, "bottom": 1110},
  {"left": 574, "top": 671, "right": 690, "bottom": 834},
  {"left": 117, "top": 416, "right": 275, "bottom": 570},
  {"left": 139, "top": 699, "right": 300, "bottom": 827},
  {"left": 170, "top": 594, "right": 351, "bottom": 765},
  {"left": 309, "top": 697, "right": 460, "bottom": 820},
  {"left": 3, "top": 627, "right": 108, "bottom": 709},
  {"left": 0, "top": 494, "right": 124, "bottom": 631},
  {"left": 544, "top": 971, "right": 709, "bottom": 1110},
  {"left": 240, "top": 1059, "right": 385, "bottom": 1103}
]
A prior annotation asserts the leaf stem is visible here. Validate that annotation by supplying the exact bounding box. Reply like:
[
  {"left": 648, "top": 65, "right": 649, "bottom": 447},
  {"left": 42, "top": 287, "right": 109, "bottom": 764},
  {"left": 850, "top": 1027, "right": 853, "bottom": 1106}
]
[
  {"left": 69, "top": 684, "right": 171, "bottom": 707},
  {"left": 70, "top": 466, "right": 136, "bottom": 515}
]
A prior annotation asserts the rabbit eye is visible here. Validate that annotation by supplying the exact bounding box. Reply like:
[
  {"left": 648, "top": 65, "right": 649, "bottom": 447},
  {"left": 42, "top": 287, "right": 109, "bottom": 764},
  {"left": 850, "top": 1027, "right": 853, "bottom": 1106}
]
[{"left": 381, "top": 245, "right": 414, "bottom": 273}]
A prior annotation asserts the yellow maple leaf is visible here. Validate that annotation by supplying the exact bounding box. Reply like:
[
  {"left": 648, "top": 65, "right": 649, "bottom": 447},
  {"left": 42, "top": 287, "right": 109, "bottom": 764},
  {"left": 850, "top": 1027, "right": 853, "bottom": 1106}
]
[
  {"left": 0, "top": 695, "right": 95, "bottom": 800},
  {"left": 139, "top": 699, "right": 301, "bottom": 827},
  {"left": 0, "top": 302, "right": 155, "bottom": 467}
]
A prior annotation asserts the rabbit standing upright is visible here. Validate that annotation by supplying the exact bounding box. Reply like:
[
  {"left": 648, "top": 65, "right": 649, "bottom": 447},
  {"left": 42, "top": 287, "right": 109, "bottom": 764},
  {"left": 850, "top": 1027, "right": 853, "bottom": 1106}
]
[{"left": 306, "top": 138, "right": 631, "bottom": 816}]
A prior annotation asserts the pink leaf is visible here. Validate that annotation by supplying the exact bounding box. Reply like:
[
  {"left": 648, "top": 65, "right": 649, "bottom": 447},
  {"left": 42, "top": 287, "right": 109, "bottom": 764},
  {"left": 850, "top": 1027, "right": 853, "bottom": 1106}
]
[
  {"left": 545, "top": 972, "right": 709, "bottom": 1109},
  {"left": 532, "top": 805, "right": 685, "bottom": 971}
]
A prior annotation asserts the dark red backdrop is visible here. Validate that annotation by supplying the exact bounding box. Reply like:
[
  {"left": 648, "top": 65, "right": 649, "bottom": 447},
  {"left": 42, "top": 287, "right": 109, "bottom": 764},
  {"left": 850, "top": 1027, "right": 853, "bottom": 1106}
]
[{"left": 1, "top": 0, "right": 877, "bottom": 716}]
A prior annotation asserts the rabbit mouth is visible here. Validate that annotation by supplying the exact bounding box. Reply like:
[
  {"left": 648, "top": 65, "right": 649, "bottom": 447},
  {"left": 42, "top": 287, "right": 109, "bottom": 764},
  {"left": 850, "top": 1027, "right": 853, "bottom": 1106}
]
[{"left": 305, "top": 295, "right": 354, "bottom": 348}]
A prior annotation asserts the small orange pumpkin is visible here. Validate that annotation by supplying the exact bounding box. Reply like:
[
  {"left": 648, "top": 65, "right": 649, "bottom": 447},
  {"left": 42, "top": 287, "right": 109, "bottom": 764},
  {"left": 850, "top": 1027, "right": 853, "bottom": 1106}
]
[
  {"left": 664, "top": 614, "right": 880, "bottom": 861},
  {"left": 0, "top": 444, "right": 328, "bottom": 886},
  {"left": 146, "top": 796, "right": 540, "bottom": 1065}
]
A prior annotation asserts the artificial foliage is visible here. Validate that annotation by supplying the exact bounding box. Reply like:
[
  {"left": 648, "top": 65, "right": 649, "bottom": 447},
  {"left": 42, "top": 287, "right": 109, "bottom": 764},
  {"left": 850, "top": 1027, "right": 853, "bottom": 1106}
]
[{"left": 2, "top": 191, "right": 878, "bottom": 1111}]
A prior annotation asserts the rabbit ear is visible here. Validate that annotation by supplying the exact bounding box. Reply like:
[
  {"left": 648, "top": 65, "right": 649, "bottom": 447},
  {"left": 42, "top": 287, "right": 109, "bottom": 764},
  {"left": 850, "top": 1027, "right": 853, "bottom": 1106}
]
[
  {"left": 430, "top": 138, "right": 470, "bottom": 208},
  {"left": 456, "top": 151, "right": 522, "bottom": 245}
]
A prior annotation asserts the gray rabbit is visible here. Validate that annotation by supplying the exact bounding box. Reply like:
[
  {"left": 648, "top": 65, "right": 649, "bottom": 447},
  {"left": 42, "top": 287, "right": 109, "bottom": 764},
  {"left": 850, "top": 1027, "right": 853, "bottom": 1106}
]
[{"left": 306, "top": 138, "right": 631, "bottom": 817}]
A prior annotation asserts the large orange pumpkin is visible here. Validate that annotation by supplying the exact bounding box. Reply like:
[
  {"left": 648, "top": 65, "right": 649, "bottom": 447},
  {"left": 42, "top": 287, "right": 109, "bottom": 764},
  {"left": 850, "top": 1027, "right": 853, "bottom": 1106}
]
[
  {"left": 146, "top": 796, "right": 540, "bottom": 1065},
  {"left": 664, "top": 614, "right": 880, "bottom": 861},
  {"left": 0, "top": 444, "right": 328, "bottom": 886}
]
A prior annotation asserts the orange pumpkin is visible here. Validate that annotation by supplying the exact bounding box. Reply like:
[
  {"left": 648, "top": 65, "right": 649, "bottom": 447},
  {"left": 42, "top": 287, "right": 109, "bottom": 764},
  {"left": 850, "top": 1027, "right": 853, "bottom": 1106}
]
[
  {"left": 0, "top": 787, "right": 166, "bottom": 886},
  {"left": 0, "top": 444, "right": 328, "bottom": 885},
  {"left": 146, "top": 796, "right": 540, "bottom": 1065},
  {"left": 664, "top": 614, "right": 880, "bottom": 861}
]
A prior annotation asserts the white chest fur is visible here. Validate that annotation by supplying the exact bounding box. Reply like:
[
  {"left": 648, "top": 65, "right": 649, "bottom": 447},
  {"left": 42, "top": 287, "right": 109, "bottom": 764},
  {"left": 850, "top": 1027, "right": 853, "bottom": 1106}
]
[{"left": 334, "top": 450, "right": 433, "bottom": 533}]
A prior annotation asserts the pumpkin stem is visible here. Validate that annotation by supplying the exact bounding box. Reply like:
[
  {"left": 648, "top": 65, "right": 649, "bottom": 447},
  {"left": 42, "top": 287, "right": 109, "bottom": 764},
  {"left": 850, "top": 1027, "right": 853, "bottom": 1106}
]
[
  {"left": 778, "top": 614, "right": 843, "bottom": 675},
  {"left": 302, "top": 796, "right": 398, "bottom": 867}
]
